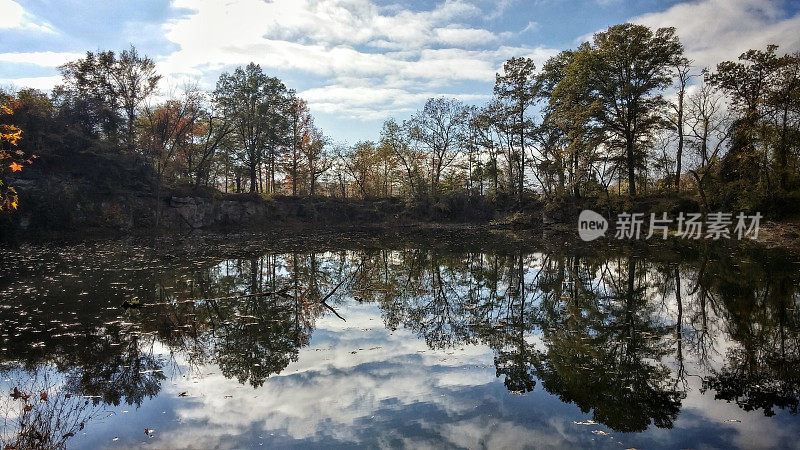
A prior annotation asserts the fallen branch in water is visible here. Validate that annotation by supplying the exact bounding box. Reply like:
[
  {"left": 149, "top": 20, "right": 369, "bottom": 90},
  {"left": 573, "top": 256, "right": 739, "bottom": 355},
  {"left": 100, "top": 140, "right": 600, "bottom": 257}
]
[
  {"left": 320, "top": 275, "right": 349, "bottom": 304},
  {"left": 316, "top": 260, "right": 366, "bottom": 322},
  {"left": 319, "top": 275, "right": 350, "bottom": 322},
  {"left": 321, "top": 301, "right": 346, "bottom": 322}
]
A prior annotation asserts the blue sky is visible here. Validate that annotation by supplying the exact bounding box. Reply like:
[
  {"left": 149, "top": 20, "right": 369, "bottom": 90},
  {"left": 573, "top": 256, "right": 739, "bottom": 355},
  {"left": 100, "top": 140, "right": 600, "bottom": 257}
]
[{"left": 1, "top": 0, "right": 799, "bottom": 143}]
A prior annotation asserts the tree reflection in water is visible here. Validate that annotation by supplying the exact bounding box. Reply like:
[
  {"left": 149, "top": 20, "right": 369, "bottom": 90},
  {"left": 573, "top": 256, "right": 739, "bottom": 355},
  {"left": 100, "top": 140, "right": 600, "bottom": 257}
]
[
  {"left": 1, "top": 368, "right": 100, "bottom": 449},
  {"left": 0, "top": 240, "right": 799, "bottom": 442}
]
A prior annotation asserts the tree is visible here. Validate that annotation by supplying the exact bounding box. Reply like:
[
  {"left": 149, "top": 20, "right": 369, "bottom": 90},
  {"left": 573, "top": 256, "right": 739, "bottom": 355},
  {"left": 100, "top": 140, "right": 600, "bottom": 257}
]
[
  {"left": 708, "top": 45, "right": 800, "bottom": 206},
  {"left": 262, "top": 91, "right": 292, "bottom": 194},
  {"left": 139, "top": 87, "right": 204, "bottom": 225},
  {"left": 57, "top": 46, "right": 160, "bottom": 152},
  {"left": 328, "top": 145, "right": 351, "bottom": 198},
  {"left": 286, "top": 96, "right": 312, "bottom": 195},
  {"left": 112, "top": 46, "right": 161, "bottom": 152},
  {"left": 183, "top": 96, "right": 233, "bottom": 187},
  {"left": 471, "top": 104, "right": 504, "bottom": 196},
  {"left": 494, "top": 57, "right": 539, "bottom": 202},
  {"left": 408, "top": 97, "right": 467, "bottom": 196},
  {"left": 685, "top": 76, "right": 733, "bottom": 209},
  {"left": 462, "top": 106, "right": 483, "bottom": 196},
  {"left": 571, "top": 23, "right": 684, "bottom": 196},
  {"left": 669, "top": 58, "right": 695, "bottom": 192},
  {"left": 487, "top": 99, "right": 519, "bottom": 196},
  {"left": 5, "top": 89, "right": 55, "bottom": 157},
  {"left": 544, "top": 49, "right": 600, "bottom": 198},
  {"left": 341, "top": 141, "right": 378, "bottom": 198},
  {"left": 215, "top": 63, "right": 289, "bottom": 193},
  {"left": 301, "top": 121, "right": 331, "bottom": 196},
  {"left": 380, "top": 119, "right": 421, "bottom": 198},
  {"left": 709, "top": 46, "right": 780, "bottom": 192},
  {"left": 139, "top": 88, "right": 204, "bottom": 183},
  {"left": 56, "top": 51, "right": 122, "bottom": 146},
  {"left": 765, "top": 51, "right": 800, "bottom": 191}
]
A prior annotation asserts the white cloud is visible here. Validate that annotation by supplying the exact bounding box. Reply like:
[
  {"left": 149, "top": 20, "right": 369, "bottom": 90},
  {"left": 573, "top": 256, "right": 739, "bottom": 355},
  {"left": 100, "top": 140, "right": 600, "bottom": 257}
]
[
  {"left": 633, "top": 0, "right": 800, "bottom": 71},
  {"left": 288, "top": 43, "right": 555, "bottom": 120},
  {"left": 0, "top": 52, "right": 84, "bottom": 67},
  {"left": 300, "top": 84, "right": 491, "bottom": 120},
  {"left": 0, "top": 0, "right": 25, "bottom": 29},
  {"left": 0, "top": 0, "right": 55, "bottom": 33},
  {"left": 155, "top": 0, "right": 557, "bottom": 123},
  {"left": 435, "top": 26, "right": 499, "bottom": 46},
  {"left": 0, "top": 75, "right": 61, "bottom": 91},
  {"left": 162, "top": 0, "right": 488, "bottom": 58},
  {"left": 521, "top": 21, "right": 539, "bottom": 33}
]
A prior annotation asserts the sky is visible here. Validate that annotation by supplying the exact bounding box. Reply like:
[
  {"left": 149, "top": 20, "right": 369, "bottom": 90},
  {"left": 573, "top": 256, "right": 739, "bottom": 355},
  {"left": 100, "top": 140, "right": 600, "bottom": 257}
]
[{"left": 1, "top": 0, "right": 799, "bottom": 144}]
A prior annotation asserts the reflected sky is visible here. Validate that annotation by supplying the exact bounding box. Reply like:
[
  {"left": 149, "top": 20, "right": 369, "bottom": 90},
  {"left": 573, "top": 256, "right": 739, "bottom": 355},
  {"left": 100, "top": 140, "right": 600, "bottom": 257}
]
[{"left": 1, "top": 234, "right": 799, "bottom": 449}]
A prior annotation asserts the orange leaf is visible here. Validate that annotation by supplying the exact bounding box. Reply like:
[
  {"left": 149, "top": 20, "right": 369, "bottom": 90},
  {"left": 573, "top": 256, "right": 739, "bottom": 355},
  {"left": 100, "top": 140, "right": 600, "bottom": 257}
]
[{"left": 9, "top": 162, "right": 22, "bottom": 172}]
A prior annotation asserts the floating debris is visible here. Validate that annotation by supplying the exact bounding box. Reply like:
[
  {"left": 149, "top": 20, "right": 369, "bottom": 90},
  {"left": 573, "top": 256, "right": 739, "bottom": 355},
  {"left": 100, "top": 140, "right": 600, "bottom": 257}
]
[{"left": 573, "top": 420, "right": 598, "bottom": 426}]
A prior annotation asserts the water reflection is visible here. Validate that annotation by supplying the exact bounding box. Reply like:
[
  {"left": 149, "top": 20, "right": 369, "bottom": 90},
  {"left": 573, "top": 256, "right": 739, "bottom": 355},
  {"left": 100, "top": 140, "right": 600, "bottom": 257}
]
[
  {"left": 1, "top": 368, "right": 99, "bottom": 449},
  {"left": 1, "top": 237, "right": 799, "bottom": 447}
]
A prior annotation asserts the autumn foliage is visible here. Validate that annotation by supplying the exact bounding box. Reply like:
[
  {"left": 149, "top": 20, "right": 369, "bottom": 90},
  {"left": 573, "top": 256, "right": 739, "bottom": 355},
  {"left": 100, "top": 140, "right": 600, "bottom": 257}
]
[{"left": 1, "top": 94, "right": 37, "bottom": 211}]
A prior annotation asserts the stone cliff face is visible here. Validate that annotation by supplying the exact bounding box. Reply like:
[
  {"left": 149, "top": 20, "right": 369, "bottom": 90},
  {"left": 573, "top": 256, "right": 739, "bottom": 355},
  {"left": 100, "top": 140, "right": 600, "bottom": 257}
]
[
  {"left": 0, "top": 151, "right": 401, "bottom": 232},
  {"left": 2, "top": 188, "right": 400, "bottom": 232},
  {"left": 1, "top": 152, "right": 154, "bottom": 232},
  {"left": 158, "top": 195, "right": 390, "bottom": 231},
  {"left": 0, "top": 152, "right": 504, "bottom": 234},
  {"left": 165, "top": 196, "right": 271, "bottom": 230}
]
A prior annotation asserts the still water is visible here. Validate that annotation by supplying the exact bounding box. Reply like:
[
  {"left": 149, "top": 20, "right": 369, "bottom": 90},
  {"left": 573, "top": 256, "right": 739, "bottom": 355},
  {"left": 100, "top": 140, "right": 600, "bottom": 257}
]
[{"left": 1, "top": 231, "right": 799, "bottom": 449}]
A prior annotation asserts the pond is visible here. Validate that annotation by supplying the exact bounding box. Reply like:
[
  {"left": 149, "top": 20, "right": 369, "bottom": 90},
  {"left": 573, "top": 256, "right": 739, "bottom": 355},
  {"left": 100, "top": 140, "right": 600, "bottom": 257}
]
[{"left": 1, "top": 230, "right": 799, "bottom": 449}]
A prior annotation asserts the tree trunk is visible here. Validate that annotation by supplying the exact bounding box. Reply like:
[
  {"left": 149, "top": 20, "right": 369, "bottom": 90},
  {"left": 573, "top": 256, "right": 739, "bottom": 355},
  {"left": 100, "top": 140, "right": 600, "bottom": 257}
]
[
  {"left": 249, "top": 162, "right": 257, "bottom": 193},
  {"left": 519, "top": 109, "right": 525, "bottom": 203},
  {"left": 675, "top": 92, "right": 684, "bottom": 193},
  {"left": 778, "top": 104, "right": 790, "bottom": 190},
  {"left": 292, "top": 158, "right": 297, "bottom": 196},
  {"left": 626, "top": 138, "right": 636, "bottom": 196}
]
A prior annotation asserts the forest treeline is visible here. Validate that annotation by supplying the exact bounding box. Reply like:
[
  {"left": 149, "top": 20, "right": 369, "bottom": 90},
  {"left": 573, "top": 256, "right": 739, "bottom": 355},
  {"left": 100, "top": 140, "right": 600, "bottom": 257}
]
[{"left": 1, "top": 23, "right": 799, "bottom": 215}]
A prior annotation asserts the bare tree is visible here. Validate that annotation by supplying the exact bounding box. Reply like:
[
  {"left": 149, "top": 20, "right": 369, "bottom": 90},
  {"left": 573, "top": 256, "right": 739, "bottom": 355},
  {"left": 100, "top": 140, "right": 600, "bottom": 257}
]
[
  {"left": 669, "top": 58, "right": 695, "bottom": 192},
  {"left": 685, "top": 75, "right": 733, "bottom": 209},
  {"left": 408, "top": 97, "right": 467, "bottom": 196}
]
